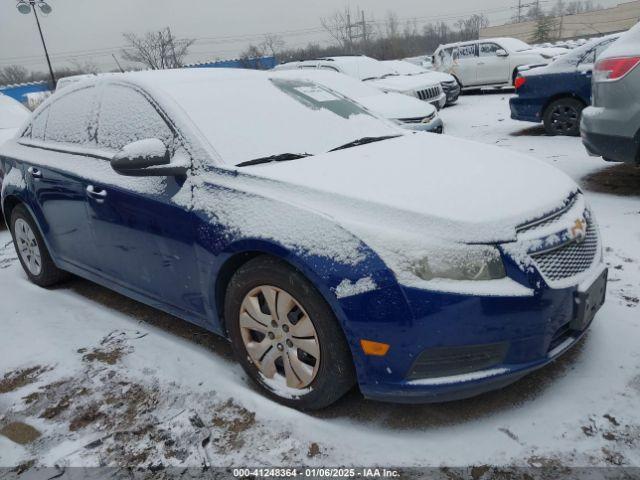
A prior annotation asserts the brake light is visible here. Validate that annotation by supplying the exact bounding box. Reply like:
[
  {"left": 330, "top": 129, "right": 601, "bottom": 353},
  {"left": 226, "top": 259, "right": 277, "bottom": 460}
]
[
  {"left": 594, "top": 56, "right": 640, "bottom": 82},
  {"left": 514, "top": 76, "right": 526, "bottom": 90}
]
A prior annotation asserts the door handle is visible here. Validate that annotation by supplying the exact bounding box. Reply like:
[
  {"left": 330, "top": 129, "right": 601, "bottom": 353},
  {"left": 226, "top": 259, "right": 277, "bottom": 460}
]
[
  {"left": 86, "top": 185, "right": 107, "bottom": 201},
  {"left": 27, "top": 167, "right": 42, "bottom": 179}
]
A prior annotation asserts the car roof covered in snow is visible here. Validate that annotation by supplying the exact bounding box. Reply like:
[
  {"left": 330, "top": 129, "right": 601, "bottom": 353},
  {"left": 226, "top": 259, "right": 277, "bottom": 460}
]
[{"left": 598, "top": 21, "right": 640, "bottom": 59}]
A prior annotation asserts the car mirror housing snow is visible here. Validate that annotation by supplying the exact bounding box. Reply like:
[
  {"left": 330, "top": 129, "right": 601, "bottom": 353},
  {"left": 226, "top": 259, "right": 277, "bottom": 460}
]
[
  {"left": 111, "top": 138, "right": 187, "bottom": 177},
  {"left": 496, "top": 49, "right": 509, "bottom": 57}
]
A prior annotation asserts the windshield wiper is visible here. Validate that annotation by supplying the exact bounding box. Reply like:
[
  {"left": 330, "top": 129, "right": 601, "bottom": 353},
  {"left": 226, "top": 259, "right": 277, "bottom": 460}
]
[
  {"left": 236, "top": 153, "right": 311, "bottom": 167},
  {"left": 381, "top": 73, "right": 400, "bottom": 78},
  {"left": 329, "top": 135, "right": 401, "bottom": 152}
]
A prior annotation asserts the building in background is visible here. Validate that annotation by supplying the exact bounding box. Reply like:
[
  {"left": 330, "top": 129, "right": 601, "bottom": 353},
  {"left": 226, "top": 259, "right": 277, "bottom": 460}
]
[{"left": 480, "top": 0, "right": 640, "bottom": 42}]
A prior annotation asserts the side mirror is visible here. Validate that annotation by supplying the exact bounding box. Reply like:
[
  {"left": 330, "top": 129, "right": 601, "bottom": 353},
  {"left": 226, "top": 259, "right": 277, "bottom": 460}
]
[
  {"left": 496, "top": 49, "right": 509, "bottom": 57},
  {"left": 111, "top": 138, "right": 187, "bottom": 177}
]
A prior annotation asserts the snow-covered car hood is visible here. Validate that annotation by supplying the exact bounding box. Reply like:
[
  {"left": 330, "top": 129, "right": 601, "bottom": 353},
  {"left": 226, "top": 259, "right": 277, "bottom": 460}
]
[
  {"left": 366, "top": 75, "right": 439, "bottom": 93},
  {"left": 357, "top": 92, "right": 435, "bottom": 120},
  {"left": 230, "top": 133, "right": 577, "bottom": 244}
]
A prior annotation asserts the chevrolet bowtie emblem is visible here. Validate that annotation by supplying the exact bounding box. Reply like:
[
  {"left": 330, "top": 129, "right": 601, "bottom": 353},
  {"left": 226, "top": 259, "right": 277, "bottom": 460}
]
[{"left": 571, "top": 218, "right": 587, "bottom": 242}]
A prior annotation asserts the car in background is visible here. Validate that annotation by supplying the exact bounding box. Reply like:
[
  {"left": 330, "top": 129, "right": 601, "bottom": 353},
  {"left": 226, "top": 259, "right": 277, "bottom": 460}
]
[
  {"left": 0, "top": 93, "right": 30, "bottom": 220},
  {"left": 382, "top": 60, "right": 460, "bottom": 106},
  {"left": 403, "top": 55, "right": 434, "bottom": 70},
  {"left": 274, "top": 56, "right": 447, "bottom": 109},
  {"left": 271, "top": 69, "right": 443, "bottom": 133},
  {"left": 56, "top": 73, "right": 101, "bottom": 91},
  {"left": 582, "top": 23, "right": 640, "bottom": 164},
  {"left": 433, "top": 38, "right": 562, "bottom": 89},
  {"left": 510, "top": 34, "right": 620, "bottom": 136},
  {"left": 0, "top": 69, "right": 607, "bottom": 409}
]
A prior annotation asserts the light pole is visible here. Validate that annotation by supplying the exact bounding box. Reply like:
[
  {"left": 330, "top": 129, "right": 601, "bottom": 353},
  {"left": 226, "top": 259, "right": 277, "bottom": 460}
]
[{"left": 16, "top": 0, "right": 56, "bottom": 88}]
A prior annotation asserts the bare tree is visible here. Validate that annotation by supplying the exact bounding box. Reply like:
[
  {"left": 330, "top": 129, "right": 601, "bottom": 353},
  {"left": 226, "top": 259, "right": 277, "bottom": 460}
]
[
  {"left": 122, "top": 27, "right": 195, "bottom": 70},
  {"left": 320, "top": 9, "right": 353, "bottom": 51},
  {"left": 455, "top": 14, "right": 489, "bottom": 38},
  {"left": 0, "top": 65, "right": 30, "bottom": 86},
  {"left": 239, "top": 44, "right": 271, "bottom": 69},
  {"left": 260, "top": 34, "right": 285, "bottom": 59}
]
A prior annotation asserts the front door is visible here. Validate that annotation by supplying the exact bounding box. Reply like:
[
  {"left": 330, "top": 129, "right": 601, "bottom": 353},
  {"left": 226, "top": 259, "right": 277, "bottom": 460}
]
[
  {"left": 85, "top": 83, "right": 204, "bottom": 317},
  {"left": 477, "top": 42, "right": 511, "bottom": 85}
]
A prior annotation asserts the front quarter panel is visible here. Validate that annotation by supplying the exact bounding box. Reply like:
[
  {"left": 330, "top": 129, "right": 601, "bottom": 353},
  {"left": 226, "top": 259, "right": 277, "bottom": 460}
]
[{"left": 189, "top": 174, "right": 414, "bottom": 383}]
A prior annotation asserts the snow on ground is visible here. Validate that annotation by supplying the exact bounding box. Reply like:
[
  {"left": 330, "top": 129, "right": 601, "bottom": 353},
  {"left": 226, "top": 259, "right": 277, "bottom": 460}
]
[{"left": 0, "top": 92, "right": 639, "bottom": 472}]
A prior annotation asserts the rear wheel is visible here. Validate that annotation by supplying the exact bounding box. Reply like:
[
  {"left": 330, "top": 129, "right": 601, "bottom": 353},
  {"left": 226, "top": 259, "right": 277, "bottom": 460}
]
[
  {"left": 10, "top": 204, "right": 69, "bottom": 287},
  {"left": 543, "top": 98, "right": 585, "bottom": 136},
  {"left": 225, "top": 256, "right": 355, "bottom": 410}
]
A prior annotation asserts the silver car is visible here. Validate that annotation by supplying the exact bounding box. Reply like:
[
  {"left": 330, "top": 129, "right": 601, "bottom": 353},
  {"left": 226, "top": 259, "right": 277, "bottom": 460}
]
[{"left": 581, "top": 23, "right": 640, "bottom": 164}]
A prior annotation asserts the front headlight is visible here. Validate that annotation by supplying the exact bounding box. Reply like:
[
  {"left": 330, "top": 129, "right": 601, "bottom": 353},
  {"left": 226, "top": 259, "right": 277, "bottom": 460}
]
[
  {"left": 421, "top": 112, "right": 437, "bottom": 123},
  {"left": 411, "top": 246, "right": 506, "bottom": 281}
]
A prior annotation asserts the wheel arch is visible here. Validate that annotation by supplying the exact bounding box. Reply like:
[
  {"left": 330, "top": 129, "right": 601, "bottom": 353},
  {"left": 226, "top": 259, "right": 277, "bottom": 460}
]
[
  {"left": 541, "top": 93, "right": 587, "bottom": 116},
  {"left": 212, "top": 241, "right": 356, "bottom": 338},
  {"left": 1, "top": 194, "right": 22, "bottom": 227}
]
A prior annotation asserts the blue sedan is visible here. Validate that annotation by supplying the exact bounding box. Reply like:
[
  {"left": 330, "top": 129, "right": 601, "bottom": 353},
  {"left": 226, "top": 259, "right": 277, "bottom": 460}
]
[
  {"left": 510, "top": 35, "right": 620, "bottom": 136},
  {"left": 0, "top": 69, "right": 607, "bottom": 409}
]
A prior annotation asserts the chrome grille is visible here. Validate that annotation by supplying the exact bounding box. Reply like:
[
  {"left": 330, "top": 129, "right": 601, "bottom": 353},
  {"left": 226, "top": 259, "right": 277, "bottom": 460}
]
[
  {"left": 531, "top": 221, "right": 599, "bottom": 281},
  {"left": 517, "top": 196, "right": 578, "bottom": 234},
  {"left": 416, "top": 87, "right": 440, "bottom": 101}
]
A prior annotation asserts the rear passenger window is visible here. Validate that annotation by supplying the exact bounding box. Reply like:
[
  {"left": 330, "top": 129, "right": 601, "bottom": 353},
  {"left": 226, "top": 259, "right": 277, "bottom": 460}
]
[
  {"left": 30, "top": 108, "right": 49, "bottom": 140},
  {"left": 458, "top": 44, "right": 477, "bottom": 59},
  {"left": 45, "top": 87, "right": 97, "bottom": 145},
  {"left": 97, "top": 85, "right": 173, "bottom": 151}
]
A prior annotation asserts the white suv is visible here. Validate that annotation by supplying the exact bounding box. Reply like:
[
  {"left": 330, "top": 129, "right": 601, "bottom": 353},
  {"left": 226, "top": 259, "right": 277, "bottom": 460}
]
[
  {"left": 433, "top": 38, "right": 559, "bottom": 89},
  {"left": 275, "top": 56, "right": 446, "bottom": 109}
]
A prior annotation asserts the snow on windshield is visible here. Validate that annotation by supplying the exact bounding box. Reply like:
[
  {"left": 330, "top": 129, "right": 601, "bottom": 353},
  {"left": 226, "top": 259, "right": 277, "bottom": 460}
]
[
  {"left": 385, "top": 60, "right": 426, "bottom": 76},
  {"left": 542, "top": 35, "right": 619, "bottom": 71},
  {"left": 271, "top": 70, "right": 383, "bottom": 100},
  {"left": 157, "top": 72, "right": 399, "bottom": 166},
  {"left": 0, "top": 94, "right": 29, "bottom": 130},
  {"left": 332, "top": 57, "right": 396, "bottom": 81}
]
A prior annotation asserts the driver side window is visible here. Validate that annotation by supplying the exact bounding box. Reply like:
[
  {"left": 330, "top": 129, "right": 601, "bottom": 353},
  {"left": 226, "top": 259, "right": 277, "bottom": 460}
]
[
  {"left": 479, "top": 43, "right": 500, "bottom": 57},
  {"left": 97, "top": 84, "right": 174, "bottom": 152}
]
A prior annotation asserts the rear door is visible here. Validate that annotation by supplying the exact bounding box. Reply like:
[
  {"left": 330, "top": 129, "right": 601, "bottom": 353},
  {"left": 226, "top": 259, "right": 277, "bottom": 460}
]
[
  {"left": 455, "top": 43, "right": 479, "bottom": 86},
  {"left": 20, "top": 87, "right": 98, "bottom": 270},
  {"left": 477, "top": 42, "right": 511, "bottom": 85},
  {"left": 85, "top": 83, "right": 204, "bottom": 317}
]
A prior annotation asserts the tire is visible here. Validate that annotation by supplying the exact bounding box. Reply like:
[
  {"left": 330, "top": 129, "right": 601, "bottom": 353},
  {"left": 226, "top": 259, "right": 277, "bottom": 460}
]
[
  {"left": 10, "top": 204, "right": 69, "bottom": 287},
  {"left": 543, "top": 98, "right": 585, "bottom": 136},
  {"left": 225, "top": 255, "right": 356, "bottom": 410}
]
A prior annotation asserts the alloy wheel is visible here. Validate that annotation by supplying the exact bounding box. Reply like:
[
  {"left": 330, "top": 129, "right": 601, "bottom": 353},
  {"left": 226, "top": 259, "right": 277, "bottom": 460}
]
[
  {"left": 239, "top": 285, "right": 320, "bottom": 389},
  {"left": 14, "top": 218, "right": 42, "bottom": 276},
  {"left": 550, "top": 104, "right": 579, "bottom": 134}
]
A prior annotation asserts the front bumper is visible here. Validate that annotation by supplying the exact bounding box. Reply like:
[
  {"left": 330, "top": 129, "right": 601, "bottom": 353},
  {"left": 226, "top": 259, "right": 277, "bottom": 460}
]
[
  {"left": 340, "top": 265, "right": 606, "bottom": 404},
  {"left": 510, "top": 96, "right": 544, "bottom": 123},
  {"left": 442, "top": 83, "right": 461, "bottom": 105}
]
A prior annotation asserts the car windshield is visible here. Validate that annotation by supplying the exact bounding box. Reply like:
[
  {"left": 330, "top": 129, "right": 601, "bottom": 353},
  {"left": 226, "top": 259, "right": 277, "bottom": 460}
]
[
  {"left": 157, "top": 72, "right": 399, "bottom": 166},
  {"left": 332, "top": 57, "right": 397, "bottom": 81},
  {"left": 545, "top": 35, "right": 619, "bottom": 70}
]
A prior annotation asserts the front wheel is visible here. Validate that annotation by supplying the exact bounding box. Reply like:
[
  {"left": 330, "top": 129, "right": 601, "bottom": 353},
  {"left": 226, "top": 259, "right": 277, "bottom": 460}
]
[
  {"left": 225, "top": 256, "right": 356, "bottom": 410},
  {"left": 543, "top": 98, "right": 585, "bottom": 136},
  {"left": 10, "top": 204, "right": 69, "bottom": 287}
]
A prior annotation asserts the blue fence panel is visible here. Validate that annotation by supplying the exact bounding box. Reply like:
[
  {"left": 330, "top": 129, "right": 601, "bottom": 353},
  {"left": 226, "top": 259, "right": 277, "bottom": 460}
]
[
  {"left": 186, "top": 56, "right": 276, "bottom": 70},
  {"left": 0, "top": 82, "right": 51, "bottom": 104}
]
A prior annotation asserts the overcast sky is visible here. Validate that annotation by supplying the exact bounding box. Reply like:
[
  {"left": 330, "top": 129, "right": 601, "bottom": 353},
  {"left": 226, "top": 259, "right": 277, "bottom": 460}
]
[{"left": 0, "top": 0, "right": 621, "bottom": 73}]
